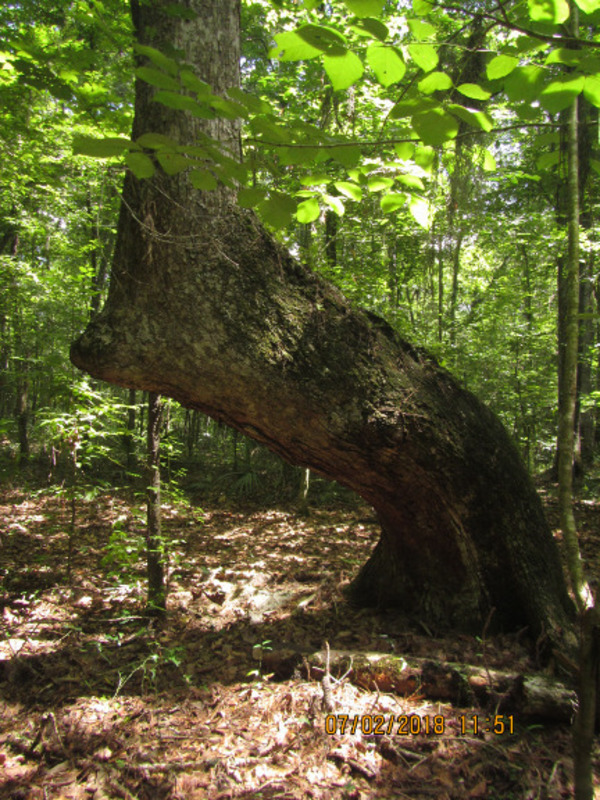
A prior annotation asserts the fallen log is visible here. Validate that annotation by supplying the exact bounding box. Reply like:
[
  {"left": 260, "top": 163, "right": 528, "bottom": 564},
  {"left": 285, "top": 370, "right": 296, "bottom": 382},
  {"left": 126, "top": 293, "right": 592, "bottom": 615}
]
[{"left": 263, "top": 648, "right": 577, "bottom": 724}]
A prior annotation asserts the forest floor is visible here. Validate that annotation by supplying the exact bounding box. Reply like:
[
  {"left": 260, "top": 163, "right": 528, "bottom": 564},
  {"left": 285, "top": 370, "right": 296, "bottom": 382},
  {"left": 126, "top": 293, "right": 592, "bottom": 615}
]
[{"left": 0, "top": 480, "right": 599, "bottom": 800}]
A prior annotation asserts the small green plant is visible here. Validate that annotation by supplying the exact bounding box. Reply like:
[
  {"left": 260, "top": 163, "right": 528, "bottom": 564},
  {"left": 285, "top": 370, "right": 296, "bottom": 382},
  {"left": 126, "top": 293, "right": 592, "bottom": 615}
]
[
  {"left": 102, "top": 516, "right": 145, "bottom": 578},
  {"left": 247, "top": 639, "right": 273, "bottom": 680}
]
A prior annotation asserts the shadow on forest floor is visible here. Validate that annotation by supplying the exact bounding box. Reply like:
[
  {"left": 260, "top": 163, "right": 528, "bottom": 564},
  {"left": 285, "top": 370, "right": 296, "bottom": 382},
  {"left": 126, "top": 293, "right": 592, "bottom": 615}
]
[{"left": 0, "top": 484, "right": 598, "bottom": 799}]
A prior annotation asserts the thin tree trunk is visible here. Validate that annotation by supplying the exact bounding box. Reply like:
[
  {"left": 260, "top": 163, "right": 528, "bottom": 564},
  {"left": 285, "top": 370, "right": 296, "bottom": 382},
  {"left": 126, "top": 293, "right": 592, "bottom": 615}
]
[
  {"left": 557, "top": 71, "right": 588, "bottom": 608},
  {"left": 146, "top": 391, "right": 165, "bottom": 617}
]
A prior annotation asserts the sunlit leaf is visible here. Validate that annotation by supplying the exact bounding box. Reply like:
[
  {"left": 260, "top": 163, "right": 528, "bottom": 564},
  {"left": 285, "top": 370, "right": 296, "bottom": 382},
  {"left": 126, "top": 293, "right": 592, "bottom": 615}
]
[
  {"left": 418, "top": 71, "right": 452, "bottom": 94},
  {"left": 300, "top": 173, "right": 329, "bottom": 186},
  {"left": 153, "top": 90, "right": 214, "bottom": 117},
  {"left": 368, "top": 176, "right": 394, "bottom": 192},
  {"left": 456, "top": 82, "right": 491, "bottom": 100},
  {"left": 323, "top": 194, "right": 345, "bottom": 215},
  {"left": 324, "top": 50, "right": 364, "bottom": 90},
  {"left": 527, "top": 0, "right": 569, "bottom": 23},
  {"left": 409, "top": 195, "right": 429, "bottom": 228},
  {"left": 407, "top": 43, "right": 439, "bottom": 72},
  {"left": 395, "top": 142, "right": 415, "bottom": 160},
  {"left": 539, "top": 74, "right": 584, "bottom": 113},
  {"left": 397, "top": 174, "right": 425, "bottom": 190},
  {"left": 335, "top": 181, "right": 363, "bottom": 200},
  {"left": 486, "top": 54, "right": 519, "bottom": 81},
  {"left": 271, "top": 30, "right": 322, "bottom": 61},
  {"left": 504, "top": 66, "right": 544, "bottom": 102},
  {"left": 296, "top": 197, "right": 320, "bottom": 223},
  {"left": 412, "top": 108, "right": 459, "bottom": 145},
  {"left": 366, "top": 44, "right": 406, "bottom": 87},
  {"left": 583, "top": 74, "right": 600, "bottom": 107},
  {"left": 414, "top": 145, "right": 436, "bottom": 170},
  {"left": 573, "top": 0, "right": 600, "bottom": 11},
  {"left": 344, "top": 0, "right": 385, "bottom": 16},
  {"left": 448, "top": 104, "right": 493, "bottom": 132},
  {"left": 407, "top": 18, "right": 437, "bottom": 40},
  {"left": 380, "top": 192, "right": 406, "bottom": 212},
  {"left": 296, "top": 24, "right": 347, "bottom": 55},
  {"left": 390, "top": 96, "right": 438, "bottom": 118}
]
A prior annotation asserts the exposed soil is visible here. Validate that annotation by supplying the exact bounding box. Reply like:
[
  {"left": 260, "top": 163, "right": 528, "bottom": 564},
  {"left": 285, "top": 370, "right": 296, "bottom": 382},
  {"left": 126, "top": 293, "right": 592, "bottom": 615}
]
[{"left": 0, "top": 483, "right": 598, "bottom": 799}]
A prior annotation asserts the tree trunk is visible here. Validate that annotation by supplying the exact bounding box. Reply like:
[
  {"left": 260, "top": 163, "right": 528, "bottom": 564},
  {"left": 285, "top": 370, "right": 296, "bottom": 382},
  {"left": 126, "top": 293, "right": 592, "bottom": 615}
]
[
  {"left": 146, "top": 391, "right": 165, "bottom": 617},
  {"left": 70, "top": 0, "right": 575, "bottom": 649}
]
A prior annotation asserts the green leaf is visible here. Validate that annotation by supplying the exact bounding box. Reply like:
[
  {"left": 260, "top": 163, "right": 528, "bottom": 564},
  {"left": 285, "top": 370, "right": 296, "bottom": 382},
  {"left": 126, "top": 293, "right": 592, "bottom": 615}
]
[
  {"left": 237, "top": 187, "right": 267, "bottom": 208},
  {"left": 278, "top": 146, "right": 320, "bottom": 165},
  {"left": 334, "top": 180, "right": 362, "bottom": 201},
  {"left": 407, "top": 43, "right": 439, "bottom": 72},
  {"left": 210, "top": 96, "right": 248, "bottom": 119},
  {"left": 296, "top": 197, "right": 320, "bottom": 223},
  {"left": 456, "top": 82, "right": 491, "bottom": 100},
  {"left": 407, "top": 18, "right": 437, "bottom": 40},
  {"left": 136, "top": 133, "right": 179, "bottom": 150},
  {"left": 125, "top": 152, "right": 155, "bottom": 178},
  {"left": 414, "top": 145, "right": 436, "bottom": 170},
  {"left": 539, "top": 74, "right": 585, "bottom": 113},
  {"left": 573, "top": 0, "right": 600, "bottom": 11},
  {"left": 153, "top": 90, "right": 214, "bottom": 116},
  {"left": 448, "top": 104, "right": 493, "bottom": 132},
  {"left": 366, "top": 44, "right": 406, "bottom": 87},
  {"left": 296, "top": 24, "right": 347, "bottom": 55},
  {"left": 395, "top": 142, "right": 415, "bottom": 160},
  {"left": 368, "top": 176, "right": 394, "bottom": 192},
  {"left": 418, "top": 71, "right": 452, "bottom": 94},
  {"left": 527, "top": 0, "right": 570, "bottom": 23},
  {"left": 481, "top": 149, "right": 497, "bottom": 171},
  {"left": 73, "top": 135, "right": 131, "bottom": 158},
  {"left": 409, "top": 195, "right": 429, "bottom": 228},
  {"left": 156, "top": 152, "right": 189, "bottom": 175},
  {"left": 545, "top": 48, "right": 584, "bottom": 66},
  {"left": 536, "top": 151, "right": 560, "bottom": 170},
  {"left": 300, "top": 173, "right": 330, "bottom": 186},
  {"left": 351, "top": 18, "right": 388, "bottom": 41},
  {"left": 583, "top": 74, "right": 600, "bottom": 107},
  {"left": 344, "top": 0, "right": 384, "bottom": 16},
  {"left": 397, "top": 174, "right": 425, "bottom": 190},
  {"left": 258, "top": 194, "right": 296, "bottom": 229},
  {"left": 328, "top": 145, "right": 362, "bottom": 167},
  {"left": 180, "top": 69, "right": 211, "bottom": 96},
  {"left": 413, "top": 0, "right": 434, "bottom": 14},
  {"left": 133, "top": 44, "right": 179, "bottom": 76},
  {"left": 135, "top": 67, "right": 180, "bottom": 92},
  {"left": 390, "top": 96, "right": 438, "bottom": 118},
  {"left": 323, "top": 195, "right": 345, "bottom": 216},
  {"left": 380, "top": 192, "right": 407, "bottom": 213},
  {"left": 324, "top": 50, "right": 364, "bottom": 90},
  {"left": 271, "top": 30, "right": 322, "bottom": 61},
  {"left": 412, "top": 108, "right": 459, "bottom": 145},
  {"left": 486, "top": 54, "right": 519, "bottom": 81},
  {"left": 189, "top": 169, "right": 218, "bottom": 190},
  {"left": 504, "top": 66, "right": 544, "bottom": 102}
]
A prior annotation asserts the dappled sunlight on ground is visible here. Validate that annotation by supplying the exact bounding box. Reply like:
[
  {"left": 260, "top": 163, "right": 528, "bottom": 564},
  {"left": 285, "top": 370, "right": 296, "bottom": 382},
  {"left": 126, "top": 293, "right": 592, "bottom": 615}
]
[{"left": 1, "top": 487, "right": 598, "bottom": 799}]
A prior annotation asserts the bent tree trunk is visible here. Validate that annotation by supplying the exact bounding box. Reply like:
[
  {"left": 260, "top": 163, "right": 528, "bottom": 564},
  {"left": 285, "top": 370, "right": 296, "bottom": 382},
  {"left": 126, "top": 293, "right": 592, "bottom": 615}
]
[{"left": 71, "top": 0, "right": 575, "bottom": 646}]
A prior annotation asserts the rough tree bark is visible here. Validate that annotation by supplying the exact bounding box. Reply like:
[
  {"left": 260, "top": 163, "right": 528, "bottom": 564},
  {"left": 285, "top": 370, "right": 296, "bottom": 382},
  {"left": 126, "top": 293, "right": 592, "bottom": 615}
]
[{"left": 71, "top": 1, "right": 575, "bottom": 647}]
